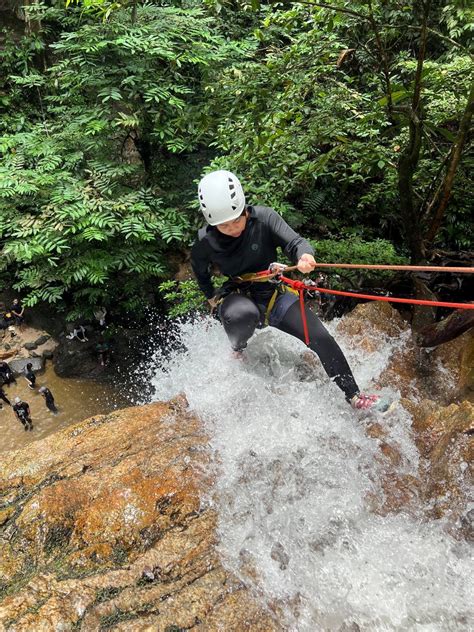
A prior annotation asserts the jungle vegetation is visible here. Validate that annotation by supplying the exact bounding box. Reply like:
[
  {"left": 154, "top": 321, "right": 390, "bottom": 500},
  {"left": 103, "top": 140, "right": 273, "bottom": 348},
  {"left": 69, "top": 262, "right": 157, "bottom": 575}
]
[{"left": 0, "top": 0, "right": 472, "bottom": 319}]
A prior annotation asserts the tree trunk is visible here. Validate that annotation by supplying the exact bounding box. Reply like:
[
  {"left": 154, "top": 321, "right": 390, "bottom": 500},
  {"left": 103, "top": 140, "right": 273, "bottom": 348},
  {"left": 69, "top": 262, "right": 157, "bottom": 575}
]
[
  {"left": 415, "top": 308, "right": 474, "bottom": 347},
  {"left": 424, "top": 81, "right": 474, "bottom": 244},
  {"left": 397, "top": 3, "right": 430, "bottom": 264}
]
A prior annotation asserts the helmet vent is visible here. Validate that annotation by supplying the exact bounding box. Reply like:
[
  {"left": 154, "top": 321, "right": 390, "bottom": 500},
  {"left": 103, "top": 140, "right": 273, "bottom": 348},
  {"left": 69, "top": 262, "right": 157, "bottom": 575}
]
[
  {"left": 229, "top": 184, "right": 235, "bottom": 190},
  {"left": 232, "top": 205, "right": 237, "bottom": 210},
  {"left": 230, "top": 192, "right": 236, "bottom": 199},
  {"left": 201, "top": 202, "right": 206, "bottom": 208}
]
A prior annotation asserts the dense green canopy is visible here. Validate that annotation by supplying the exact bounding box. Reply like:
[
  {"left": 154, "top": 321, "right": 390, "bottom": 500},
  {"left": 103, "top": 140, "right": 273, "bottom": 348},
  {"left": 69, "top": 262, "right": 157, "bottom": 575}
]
[{"left": 0, "top": 0, "right": 472, "bottom": 318}]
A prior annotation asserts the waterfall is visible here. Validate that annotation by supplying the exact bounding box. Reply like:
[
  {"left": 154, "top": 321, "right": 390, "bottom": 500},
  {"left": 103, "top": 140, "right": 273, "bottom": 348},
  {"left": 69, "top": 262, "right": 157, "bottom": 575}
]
[{"left": 151, "top": 317, "right": 472, "bottom": 631}]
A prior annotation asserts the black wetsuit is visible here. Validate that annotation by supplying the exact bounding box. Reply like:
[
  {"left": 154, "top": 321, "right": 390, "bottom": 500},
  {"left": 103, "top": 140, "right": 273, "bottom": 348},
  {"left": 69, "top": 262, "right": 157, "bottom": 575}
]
[
  {"left": 0, "top": 362, "right": 16, "bottom": 385},
  {"left": 0, "top": 384, "right": 11, "bottom": 407},
  {"left": 191, "top": 206, "right": 359, "bottom": 401},
  {"left": 13, "top": 402, "right": 32, "bottom": 430},
  {"left": 24, "top": 366, "right": 36, "bottom": 389},
  {"left": 11, "top": 301, "right": 24, "bottom": 326},
  {"left": 41, "top": 387, "right": 57, "bottom": 413}
]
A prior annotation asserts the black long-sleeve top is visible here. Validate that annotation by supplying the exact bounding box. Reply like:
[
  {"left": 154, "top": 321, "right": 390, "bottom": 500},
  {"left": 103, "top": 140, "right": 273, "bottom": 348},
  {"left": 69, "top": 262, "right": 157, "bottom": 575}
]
[
  {"left": 191, "top": 206, "right": 314, "bottom": 300},
  {"left": 13, "top": 402, "right": 30, "bottom": 419}
]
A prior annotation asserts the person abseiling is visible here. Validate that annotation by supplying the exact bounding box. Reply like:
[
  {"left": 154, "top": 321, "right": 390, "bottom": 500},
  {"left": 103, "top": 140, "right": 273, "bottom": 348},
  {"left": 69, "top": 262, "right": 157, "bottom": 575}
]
[
  {"left": 191, "top": 169, "right": 392, "bottom": 413},
  {"left": 13, "top": 397, "right": 33, "bottom": 431},
  {"left": 23, "top": 362, "right": 36, "bottom": 389},
  {"left": 39, "top": 386, "right": 58, "bottom": 413}
]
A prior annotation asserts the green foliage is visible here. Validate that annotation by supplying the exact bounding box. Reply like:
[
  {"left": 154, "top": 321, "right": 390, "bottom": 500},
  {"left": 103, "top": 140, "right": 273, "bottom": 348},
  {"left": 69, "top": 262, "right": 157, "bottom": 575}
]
[
  {"left": 203, "top": 1, "right": 473, "bottom": 251},
  {"left": 159, "top": 276, "right": 225, "bottom": 318},
  {"left": 0, "top": 0, "right": 471, "bottom": 320},
  {"left": 311, "top": 236, "right": 409, "bottom": 288},
  {"left": 0, "top": 2, "right": 232, "bottom": 315}
]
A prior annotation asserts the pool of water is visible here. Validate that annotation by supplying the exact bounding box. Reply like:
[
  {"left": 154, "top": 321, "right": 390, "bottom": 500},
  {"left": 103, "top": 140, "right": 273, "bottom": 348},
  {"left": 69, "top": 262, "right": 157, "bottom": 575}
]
[{"left": 1, "top": 362, "right": 131, "bottom": 453}]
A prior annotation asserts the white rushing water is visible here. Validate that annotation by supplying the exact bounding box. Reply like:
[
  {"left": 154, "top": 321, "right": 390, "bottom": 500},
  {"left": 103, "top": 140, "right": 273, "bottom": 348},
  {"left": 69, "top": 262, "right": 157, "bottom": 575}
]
[{"left": 150, "top": 317, "right": 472, "bottom": 631}]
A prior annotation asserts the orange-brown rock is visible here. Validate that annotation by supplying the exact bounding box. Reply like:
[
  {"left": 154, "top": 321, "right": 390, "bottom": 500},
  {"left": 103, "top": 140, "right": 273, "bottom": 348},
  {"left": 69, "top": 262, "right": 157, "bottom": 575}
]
[
  {"left": 0, "top": 399, "right": 281, "bottom": 631},
  {"left": 402, "top": 399, "right": 473, "bottom": 524},
  {"left": 459, "top": 333, "right": 474, "bottom": 400},
  {"left": 0, "top": 350, "right": 15, "bottom": 361},
  {"left": 377, "top": 330, "right": 473, "bottom": 405},
  {"left": 336, "top": 301, "right": 409, "bottom": 345}
]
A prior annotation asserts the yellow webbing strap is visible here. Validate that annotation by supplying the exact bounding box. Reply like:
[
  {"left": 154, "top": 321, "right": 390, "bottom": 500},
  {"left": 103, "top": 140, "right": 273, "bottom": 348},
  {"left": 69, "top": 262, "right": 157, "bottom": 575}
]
[
  {"left": 232, "top": 272, "right": 298, "bottom": 326},
  {"left": 234, "top": 272, "right": 274, "bottom": 283},
  {"left": 263, "top": 285, "right": 299, "bottom": 326},
  {"left": 264, "top": 289, "right": 279, "bottom": 326}
]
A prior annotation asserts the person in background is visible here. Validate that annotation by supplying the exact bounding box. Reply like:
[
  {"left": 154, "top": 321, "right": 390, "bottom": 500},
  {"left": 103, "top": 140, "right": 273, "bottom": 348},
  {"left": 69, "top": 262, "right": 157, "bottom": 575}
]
[
  {"left": 0, "top": 380, "right": 11, "bottom": 409},
  {"left": 39, "top": 386, "right": 58, "bottom": 413},
  {"left": 66, "top": 324, "right": 88, "bottom": 342},
  {"left": 13, "top": 397, "right": 33, "bottom": 431},
  {"left": 96, "top": 339, "right": 111, "bottom": 366},
  {"left": 0, "top": 361, "right": 16, "bottom": 385},
  {"left": 94, "top": 306, "right": 107, "bottom": 331},
  {"left": 23, "top": 362, "right": 36, "bottom": 389},
  {"left": 3, "top": 312, "right": 16, "bottom": 338},
  {"left": 11, "top": 298, "right": 25, "bottom": 329}
]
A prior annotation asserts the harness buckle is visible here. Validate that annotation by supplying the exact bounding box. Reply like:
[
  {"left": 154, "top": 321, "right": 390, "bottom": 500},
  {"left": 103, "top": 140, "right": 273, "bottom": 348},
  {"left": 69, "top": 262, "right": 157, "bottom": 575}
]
[
  {"left": 268, "top": 262, "right": 287, "bottom": 284},
  {"left": 269, "top": 262, "right": 287, "bottom": 274}
]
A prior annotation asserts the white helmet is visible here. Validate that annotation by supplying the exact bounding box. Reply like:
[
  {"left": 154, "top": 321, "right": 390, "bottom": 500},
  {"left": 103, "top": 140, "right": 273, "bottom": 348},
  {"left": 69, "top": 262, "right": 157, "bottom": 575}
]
[
  {"left": 14, "top": 397, "right": 21, "bottom": 404},
  {"left": 198, "top": 170, "right": 246, "bottom": 225}
]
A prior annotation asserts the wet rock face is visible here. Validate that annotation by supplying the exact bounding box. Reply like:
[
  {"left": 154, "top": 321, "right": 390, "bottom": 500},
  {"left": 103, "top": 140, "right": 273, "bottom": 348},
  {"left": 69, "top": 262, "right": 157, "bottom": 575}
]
[
  {"left": 53, "top": 334, "right": 100, "bottom": 378},
  {"left": 336, "top": 301, "right": 409, "bottom": 352},
  {"left": 0, "top": 399, "right": 280, "bottom": 631},
  {"left": 337, "top": 301, "right": 473, "bottom": 403},
  {"left": 403, "top": 399, "right": 474, "bottom": 525},
  {"left": 336, "top": 302, "right": 473, "bottom": 526}
]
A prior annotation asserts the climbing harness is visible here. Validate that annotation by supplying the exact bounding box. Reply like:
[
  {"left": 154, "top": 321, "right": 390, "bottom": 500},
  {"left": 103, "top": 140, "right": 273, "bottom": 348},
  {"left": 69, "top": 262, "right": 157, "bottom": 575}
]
[{"left": 234, "top": 264, "right": 321, "bottom": 345}]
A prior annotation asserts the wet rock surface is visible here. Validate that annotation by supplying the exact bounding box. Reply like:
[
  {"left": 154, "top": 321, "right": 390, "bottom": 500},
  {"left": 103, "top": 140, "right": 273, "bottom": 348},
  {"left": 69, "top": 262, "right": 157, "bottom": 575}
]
[
  {"left": 0, "top": 325, "right": 57, "bottom": 363},
  {"left": 0, "top": 398, "right": 280, "bottom": 631},
  {"left": 337, "top": 301, "right": 473, "bottom": 403},
  {"left": 337, "top": 303, "right": 473, "bottom": 526}
]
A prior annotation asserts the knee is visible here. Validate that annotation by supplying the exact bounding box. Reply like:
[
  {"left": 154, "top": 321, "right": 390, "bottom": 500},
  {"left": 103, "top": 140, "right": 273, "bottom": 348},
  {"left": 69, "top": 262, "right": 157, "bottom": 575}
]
[{"left": 220, "top": 294, "right": 260, "bottom": 326}]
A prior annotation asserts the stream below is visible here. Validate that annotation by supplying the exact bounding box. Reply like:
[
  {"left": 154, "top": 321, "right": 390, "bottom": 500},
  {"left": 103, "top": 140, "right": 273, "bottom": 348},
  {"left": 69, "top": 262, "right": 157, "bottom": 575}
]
[{"left": 0, "top": 362, "right": 130, "bottom": 454}]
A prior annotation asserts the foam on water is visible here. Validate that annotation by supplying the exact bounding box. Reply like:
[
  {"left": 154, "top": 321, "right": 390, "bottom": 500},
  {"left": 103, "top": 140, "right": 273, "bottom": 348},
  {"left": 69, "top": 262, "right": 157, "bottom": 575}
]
[{"left": 150, "top": 317, "right": 472, "bottom": 631}]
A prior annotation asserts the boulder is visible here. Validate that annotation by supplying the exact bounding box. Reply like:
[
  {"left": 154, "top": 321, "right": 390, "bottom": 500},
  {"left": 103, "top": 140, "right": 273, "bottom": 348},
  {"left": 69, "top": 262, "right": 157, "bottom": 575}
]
[
  {"left": 377, "top": 329, "right": 474, "bottom": 404},
  {"left": 34, "top": 335, "right": 51, "bottom": 347},
  {"left": 53, "top": 336, "right": 101, "bottom": 378},
  {"left": 8, "top": 356, "right": 44, "bottom": 375},
  {"left": 23, "top": 342, "right": 37, "bottom": 351},
  {"left": 0, "top": 350, "right": 15, "bottom": 361},
  {"left": 0, "top": 399, "right": 281, "bottom": 631},
  {"left": 336, "top": 301, "right": 408, "bottom": 352}
]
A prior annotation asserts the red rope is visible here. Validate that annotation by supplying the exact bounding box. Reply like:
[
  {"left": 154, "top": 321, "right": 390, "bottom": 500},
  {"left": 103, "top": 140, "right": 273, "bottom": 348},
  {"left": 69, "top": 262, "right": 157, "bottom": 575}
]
[
  {"left": 279, "top": 275, "right": 474, "bottom": 310},
  {"left": 299, "top": 289, "right": 310, "bottom": 345}
]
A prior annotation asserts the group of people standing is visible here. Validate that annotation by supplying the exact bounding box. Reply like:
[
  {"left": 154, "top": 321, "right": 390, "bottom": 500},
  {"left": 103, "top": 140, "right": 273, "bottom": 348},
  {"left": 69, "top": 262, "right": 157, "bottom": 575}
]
[{"left": 0, "top": 360, "right": 57, "bottom": 432}]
